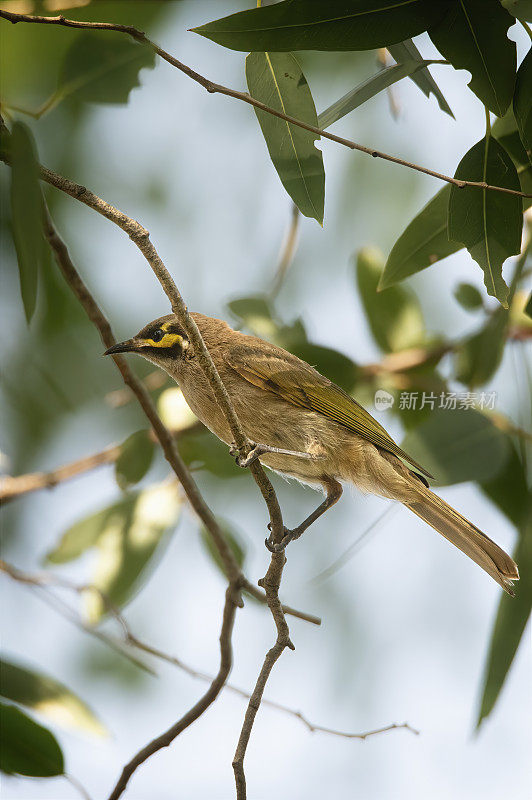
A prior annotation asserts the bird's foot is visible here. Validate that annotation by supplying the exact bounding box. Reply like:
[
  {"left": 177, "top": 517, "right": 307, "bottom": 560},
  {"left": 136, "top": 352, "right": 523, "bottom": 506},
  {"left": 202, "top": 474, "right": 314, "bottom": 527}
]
[
  {"left": 229, "top": 441, "right": 262, "bottom": 469},
  {"left": 265, "top": 523, "right": 302, "bottom": 553}
]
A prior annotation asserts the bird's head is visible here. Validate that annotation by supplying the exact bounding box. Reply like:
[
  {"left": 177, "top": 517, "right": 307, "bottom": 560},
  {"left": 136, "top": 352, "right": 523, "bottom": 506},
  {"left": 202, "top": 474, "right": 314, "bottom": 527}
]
[{"left": 104, "top": 315, "right": 190, "bottom": 370}]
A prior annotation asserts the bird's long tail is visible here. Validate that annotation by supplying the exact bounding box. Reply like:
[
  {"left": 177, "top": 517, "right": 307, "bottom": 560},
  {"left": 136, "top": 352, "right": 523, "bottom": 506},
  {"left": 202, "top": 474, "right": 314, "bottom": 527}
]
[{"left": 405, "top": 490, "right": 519, "bottom": 595}]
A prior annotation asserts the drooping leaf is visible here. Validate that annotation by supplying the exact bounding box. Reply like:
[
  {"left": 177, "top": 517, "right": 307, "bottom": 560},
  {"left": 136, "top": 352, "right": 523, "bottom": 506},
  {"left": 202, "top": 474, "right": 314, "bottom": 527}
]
[
  {"left": 513, "top": 49, "right": 532, "bottom": 161},
  {"left": 10, "top": 122, "right": 42, "bottom": 323},
  {"left": 115, "top": 429, "right": 154, "bottom": 490},
  {"left": 246, "top": 52, "right": 324, "bottom": 222},
  {"left": 200, "top": 520, "right": 246, "bottom": 577},
  {"left": 387, "top": 38, "right": 453, "bottom": 117},
  {"left": 501, "top": 0, "right": 532, "bottom": 21},
  {"left": 380, "top": 185, "right": 461, "bottom": 290},
  {"left": 448, "top": 137, "right": 522, "bottom": 306},
  {"left": 454, "top": 282, "right": 484, "bottom": 310},
  {"left": 46, "top": 484, "right": 181, "bottom": 623},
  {"left": 401, "top": 408, "right": 510, "bottom": 485},
  {"left": 192, "top": 0, "right": 450, "bottom": 52},
  {"left": 428, "top": 0, "right": 516, "bottom": 116},
  {"left": 356, "top": 247, "right": 426, "bottom": 353},
  {"left": 0, "top": 657, "right": 106, "bottom": 737},
  {"left": 318, "top": 59, "right": 441, "bottom": 129},
  {"left": 0, "top": 702, "right": 64, "bottom": 777},
  {"left": 492, "top": 110, "right": 532, "bottom": 210},
  {"left": 58, "top": 32, "right": 155, "bottom": 106},
  {"left": 476, "top": 516, "right": 531, "bottom": 727},
  {"left": 454, "top": 307, "right": 508, "bottom": 387}
]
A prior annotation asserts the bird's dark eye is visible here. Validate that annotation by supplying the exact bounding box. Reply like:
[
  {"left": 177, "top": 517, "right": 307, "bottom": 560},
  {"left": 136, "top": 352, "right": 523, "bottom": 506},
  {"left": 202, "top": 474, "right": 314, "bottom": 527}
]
[{"left": 152, "top": 329, "right": 164, "bottom": 343}]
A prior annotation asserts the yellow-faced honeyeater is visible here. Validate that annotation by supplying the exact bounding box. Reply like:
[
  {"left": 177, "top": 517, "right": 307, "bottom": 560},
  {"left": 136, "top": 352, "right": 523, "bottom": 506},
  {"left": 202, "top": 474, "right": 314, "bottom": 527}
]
[{"left": 105, "top": 313, "right": 519, "bottom": 595}]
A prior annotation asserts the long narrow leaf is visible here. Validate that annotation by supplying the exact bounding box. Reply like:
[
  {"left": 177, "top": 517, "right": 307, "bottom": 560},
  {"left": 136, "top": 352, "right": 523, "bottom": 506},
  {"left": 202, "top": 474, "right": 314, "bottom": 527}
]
[
  {"left": 192, "top": 0, "right": 449, "bottom": 53},
  {"left": 448, "top": 137, "right": 522, "bottom": 307},
  {"left": 318, "top": 59, "right": 439, "bottom": 129},
  {"left": 388, "top": 38, "right": 454, "bottom": 117},
  {"left": 246, "top": 51, "right": 324, "bottom": 222}
]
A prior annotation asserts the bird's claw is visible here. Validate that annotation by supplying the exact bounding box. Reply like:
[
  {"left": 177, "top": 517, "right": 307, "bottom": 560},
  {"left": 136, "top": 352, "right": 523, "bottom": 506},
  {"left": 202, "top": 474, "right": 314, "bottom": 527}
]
[
  {"left": 265, "top": 525, "right": 297, "bottom": 553},
  {"left": 230, "top": 441, "right": 259, "bottom": 468}
]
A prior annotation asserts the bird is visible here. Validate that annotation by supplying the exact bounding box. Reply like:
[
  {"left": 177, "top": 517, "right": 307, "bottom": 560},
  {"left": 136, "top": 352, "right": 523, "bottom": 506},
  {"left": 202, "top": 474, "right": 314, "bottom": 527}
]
[{"left": 104, "top": 312, "right": 519, "bottom": 595}]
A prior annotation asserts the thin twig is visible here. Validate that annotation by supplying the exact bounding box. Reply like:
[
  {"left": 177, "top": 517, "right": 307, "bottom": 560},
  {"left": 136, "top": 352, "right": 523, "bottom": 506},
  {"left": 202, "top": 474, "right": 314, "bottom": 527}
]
[
  {"left": 39, "top": 204, "right": 318, "bottom": 627},
  {"left": 1, "top": 9, "right": 531, "bottom": 200},
  {"left": 270, "top": 202, "right": 300, "bottom": 300},
  {"left": 107, "top": 583, "right": 240, "bottom": 800},
  {"left": 0, "top": 444, "right": 121, "bottom": 503},
  {"left": 31, "top": 161, "right": 287, "bottom": 547},
  {"left": 232, "top": 531, "right": 294, "bottom": 797},
  {"left": 2, "top": 560, "right": 416, "bottom": 743}
]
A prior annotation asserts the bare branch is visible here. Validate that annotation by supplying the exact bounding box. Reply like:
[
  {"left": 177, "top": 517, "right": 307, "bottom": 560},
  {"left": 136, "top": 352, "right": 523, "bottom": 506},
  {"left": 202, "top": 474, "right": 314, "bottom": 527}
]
[
  {"left": 107, "top": 583, "right": 240, "bottom": 800},
  {"left": 233, "top": 535, "right": 294, "bottom": 797},
  {"left": 2, "top": 560, "right": 413, "bottom": 743},
  {"left": 39, "top": 205, "right": 319, "bottom": 626},
  {"left": 31, "top": 162, "right": 286, "bottom": 547},
  {"left": 1, "top": 9, "right": 531, "bottom": 200},
  {"left": 0, "top": 444, "right": 121, "bottom": 504}
]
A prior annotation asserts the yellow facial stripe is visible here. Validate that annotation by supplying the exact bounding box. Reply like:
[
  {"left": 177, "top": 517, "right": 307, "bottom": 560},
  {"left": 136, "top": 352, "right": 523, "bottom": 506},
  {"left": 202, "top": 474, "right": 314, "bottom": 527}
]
[{"left": 146, "top": 333, "right": 184, "bottom": 349}]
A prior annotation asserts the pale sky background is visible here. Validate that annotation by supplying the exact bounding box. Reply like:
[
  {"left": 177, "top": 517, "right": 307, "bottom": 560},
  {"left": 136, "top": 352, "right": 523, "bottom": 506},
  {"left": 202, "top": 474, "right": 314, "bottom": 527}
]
[{"left": 1, "top": 2, "right": 531, "bottom": 799}]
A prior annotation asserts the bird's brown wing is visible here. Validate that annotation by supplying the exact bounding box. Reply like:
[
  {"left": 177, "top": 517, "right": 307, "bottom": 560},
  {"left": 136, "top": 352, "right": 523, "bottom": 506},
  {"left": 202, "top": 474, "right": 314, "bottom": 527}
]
[{"left": 225, "top": 345, "right": 433, "bottom": 479}]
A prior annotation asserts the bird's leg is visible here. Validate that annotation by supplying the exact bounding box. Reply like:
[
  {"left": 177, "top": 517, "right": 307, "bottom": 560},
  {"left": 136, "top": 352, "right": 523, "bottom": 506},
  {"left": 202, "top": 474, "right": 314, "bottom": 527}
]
[
  {"left": 265, "top": 477, "right": 343, "bottom": 553},
  {"left": 230, "top": 441, "right": 321, "bottom": 469}
]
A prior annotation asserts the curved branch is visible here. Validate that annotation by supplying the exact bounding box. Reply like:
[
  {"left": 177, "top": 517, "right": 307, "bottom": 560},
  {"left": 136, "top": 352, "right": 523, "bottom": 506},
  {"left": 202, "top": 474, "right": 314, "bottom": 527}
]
[
  {"left": 40, "top": 205, "right": 319, "bottom": 626},
  {"left": 1, "top": 9, "right": 531, "bottom": 200},
  {"left": 0, "top": 444, "right": 120, "bottom": 503},
  {"left": 107, "top": 583, "right": 240, "bottom": 800}
]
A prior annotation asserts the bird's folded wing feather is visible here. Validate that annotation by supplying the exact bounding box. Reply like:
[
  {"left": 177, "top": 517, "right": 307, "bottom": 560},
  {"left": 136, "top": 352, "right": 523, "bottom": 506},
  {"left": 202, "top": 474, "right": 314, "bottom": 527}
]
[{"left": 225, "top": 345, "right": 433, "bottom": 479}]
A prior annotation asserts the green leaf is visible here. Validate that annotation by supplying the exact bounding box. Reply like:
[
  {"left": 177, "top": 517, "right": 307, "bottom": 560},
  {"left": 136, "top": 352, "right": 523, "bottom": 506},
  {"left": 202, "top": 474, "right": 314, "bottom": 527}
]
[
  {"left": 401, "top": 408, "right": 510, "bottom": 485},
  {"left": 192, "top": 0, "right": 449, "bottom": 52},
  {"left": 476, "top": 516, "right": 532, "bottom": 727},
  {"left": 454, "top": 282, "right": 484, "bottom": 310},
  {"left": 46, "top": 484, "right": 181, "bottom": 622},
  {"left": 513, "top": 49, "right": 532, "bottom": 161},
  {"left": 58, "top": 32, "right": 155, "bottom": 105},
  {"left": 178, "top": 427, "right": 243, "bottom": 479},
  {"left": 448, "top": 137, "right": 522, "bottom": 306},
  {"left": 481, "top": 442, "right": 530, "bottom": 529},
  {"left": 245, "top": 52, "right": 324, "bottom": 222},
  {"left": 318, "top": 59, "right": 440, "bottom": 129},
  {"left": 428, "top": 0, "right": 516, "bottom": 116},
  {"left": 387, "top": 38, "right": 453, "bottom": 117},
  {"left": 10, "top": 122, "right": 42, "bottom": 323},
  {"left": 0, "top": 702, "right": 64, "bottom": 777},
  {"left": 200, "top": 520, "right": 246, "bottom": 577},
  {"left": 501, "top": 0, "right": 532, "bottom": 21},
  {"left": 492, "top": 110, "right": 532, "bottom": 210},
  {"left": 356, "top": 247, "right": 426, "bottom": 353},
  {"left": 454, "top": 307, "right": 508, "bottom": 386},
  {"left": 115, "top": 429, "right": 154, "bottom": 490},
  {"left": 0, "top": 657, "right": 106, "bottom": 737},
  {"left": 380, "top": 185, "right": 462, "bottom": 290}
]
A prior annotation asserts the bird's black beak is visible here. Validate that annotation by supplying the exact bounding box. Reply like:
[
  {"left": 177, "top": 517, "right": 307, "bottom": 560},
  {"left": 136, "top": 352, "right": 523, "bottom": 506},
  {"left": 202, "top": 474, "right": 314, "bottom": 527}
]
[{"left": 103, "top": 338, "right": 138, "bottom": 356}]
